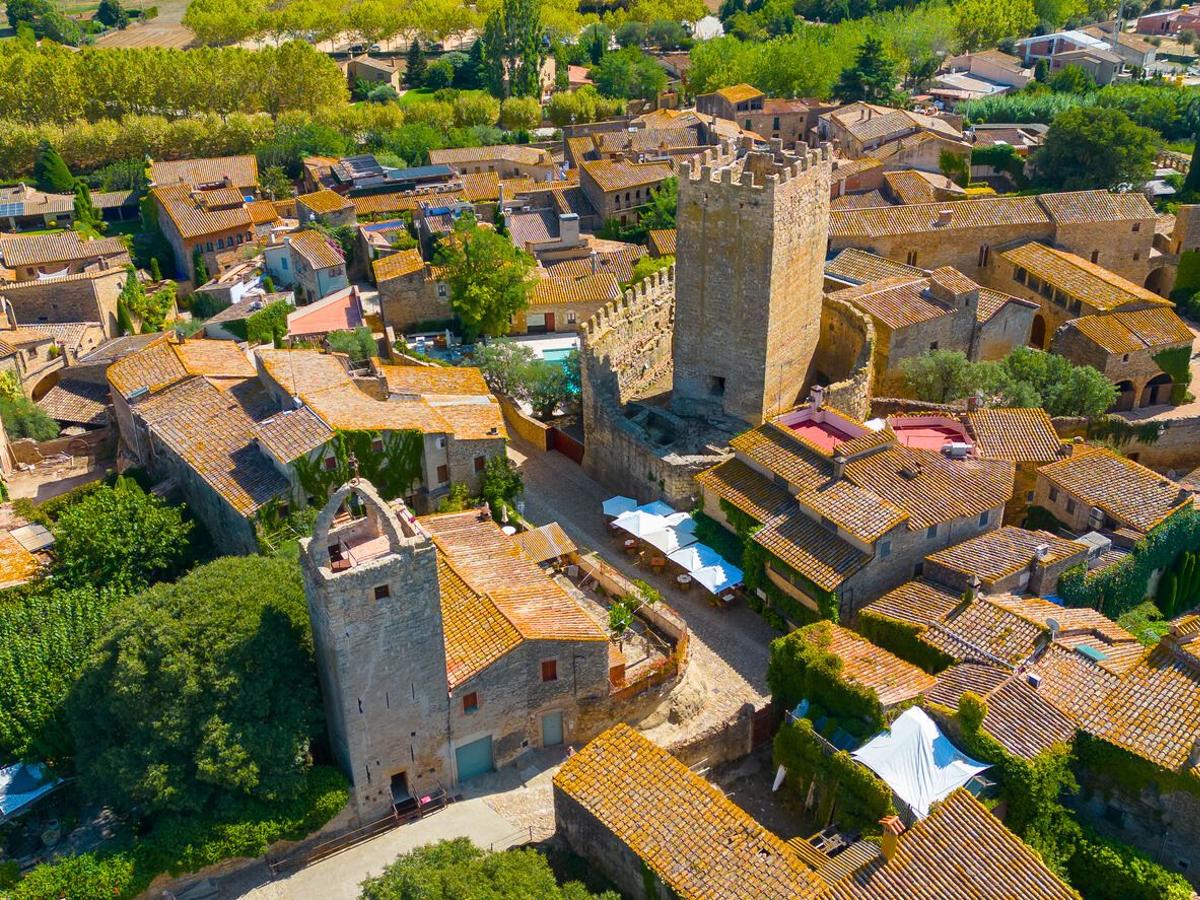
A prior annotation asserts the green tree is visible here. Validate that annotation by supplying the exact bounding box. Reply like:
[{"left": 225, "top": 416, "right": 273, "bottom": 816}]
[
  {"left": 193, "top": 248, "right": 211, "bottom": 286},
  {"left": 149, "top": 256, "right": 163, "bottom": 281},
  {"left": 899, "top": 349, "right": 974, "bottom": 403},
  {"left": 73, "top": 182, "right": 105, "bottom": 236},
  {"left": 638, "top": 176, "right": 677, "bottom": 232},
  {"left": 52, "top": 476, "right": 191, "bottom": 592},
  {"left": 435, "top": 215, "right": 534, "bottom": 339},
  {"left": 68, "top": 554, "right": 322, "bottom": 816},
  {"left": 954, "top": 0, "right": 1036, "bottom": 52},
  {"left": 32, "top": 139, "right": 75, "bottom": 192},
  {"left": 527, "top": 361, "right": 571, "bottom": 418},
  {"left": 474, "top": 337, "right": 538, "bottom": 398},
  {"left": 479, "top": 453, "right": 523, "bottom": 512},
  {"left": 1034, "top": 106, "right": 1158, "bottom": 191},
  {"left": 481, "top": 0, "right": 545, "bottom": 98},
  {"left": 648, "top": 19, "right": 688, "bottom": 48},
  {"left": 1049, "top": 63, "right": 1095, "bottom": 94},
  {"left": 835, "top": 36, "right": 899, "bottom": 103},
  {"left": 96, "top": 0, "right": 128, "bottom": 28},
  {"left": 406, "top": 39, "right": 427, "bottom": 87},
  {"left": 1034, "top": 58, "right": 1050, "bottom": 83},
  {"left": 1182, "top": 133, "right": 1200, "bottom": 197},
  {"left": 260, "top": 165, "right": 293, "bottom": 201},
  {"left": 592, "top": 47, "right": 667, "bottom": 101},
  {"left": 629, "top": 253, "right": 674, "bottom": 284},
  {"left": 615, "top": 20, "right": 648, "bottom": 48},
  {"left": 116, "top": 297, "right": 135, "bottom": 336},
  {"left": 0, "top": 392, "right": 58, "bottom": 441},
  {"left": 359, "top": 838, "right": 620, "bottom": 899},
  {"left": 499, "top": 95, "right": 542, "bottom": 130},
  {"left": 326, "top": 326, "right": 379, "bottom": 362}
]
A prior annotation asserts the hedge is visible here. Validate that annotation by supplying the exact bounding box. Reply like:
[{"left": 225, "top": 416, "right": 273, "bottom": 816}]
[
  {"left": 857, "top": 610, "right": 955, "bottom": 674},
  {"left": 767, "top": 621, "right": 884, "bottom": 729},
  {"left": 1067, "top": 829, "right": 1193, "bottom": 900}
]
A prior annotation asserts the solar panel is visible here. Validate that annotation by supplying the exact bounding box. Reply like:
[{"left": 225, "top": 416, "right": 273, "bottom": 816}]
[{"left": 0, "top": 202, "right": 24, "bottom": 217}]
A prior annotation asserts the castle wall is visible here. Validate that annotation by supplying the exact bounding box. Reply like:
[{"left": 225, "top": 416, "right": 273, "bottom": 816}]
[{"left": 813, "top": 295, "right": 873, "bottom": 421}]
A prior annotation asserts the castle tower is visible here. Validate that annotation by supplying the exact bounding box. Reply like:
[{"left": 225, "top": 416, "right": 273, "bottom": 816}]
[
  {"left": 300, "top": 481, "right": 448, "bottom": 820},
  {"left": 672, "top": 139, "right": 832, "bottom": 425}
]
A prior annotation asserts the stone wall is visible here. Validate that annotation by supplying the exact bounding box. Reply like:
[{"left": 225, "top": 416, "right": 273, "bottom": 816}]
[
  {"left": 2, "top": 268, "right": 126, "bottom": 337},
  {"left": 1052, "top": 413, "right": 1200, "bottom": 477},
  {"left": 499, "top": 395, "right": 550, "bottom": 450},
  {"left": 813, "top": 295, "right": 873, "bottom": 421}
]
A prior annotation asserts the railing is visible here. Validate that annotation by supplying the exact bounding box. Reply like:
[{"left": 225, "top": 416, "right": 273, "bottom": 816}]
[{"left": 488, "top": 824, "right": 556, "bottom": 851}]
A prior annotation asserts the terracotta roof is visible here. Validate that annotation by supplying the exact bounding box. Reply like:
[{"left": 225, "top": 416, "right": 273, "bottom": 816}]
[
  {"left": 136, "top": 376, "right": 288, "bottom": 516},
  {"left": 353, "top": 189, "right": 464, "bottom": 217},
  {"left": 966, "top": 407, "right": 1062, "bottom": 463},
  {"left": 825, "top": 248, "right": 924, "bottom": 286},
  {"left": 108, "top": 335, "right": 255, "bottom": 398},
  {"left": 580, "top": 158, "right": 673, "bottom": 194},
  {"left": 753, "top": 507, "right": 869, "bottom": 592},
  {"left": 554, "top": 724, "right": 828, "bottom": 900},
  {"left": 544, "top": 245, "right": 646, "bottom": 283},
  {"left": 529, "top": 273, "right": 620, "bottom": 307},
  {"left": 1027, "top": 642, "right": 1125, "bottom": 723},
  {"left": 246, "top": 199, "right": 280, "bottom": 225},
  {"left": 424, "top": 512, "right": 606, "bottom": 645},
  {"left": 377, "top": 363, "right": 490, "bottom": 397},
  {"left": 0, "top": 528, "right": 41, "bottom": 589},
  {"left": 648, "top": 228, "right": 677, "bottom": 257},
  {"left": 297, "top": 189, "right": 353, "bottom": 215},
  {"left": 926, "top": 527, "right": 1086, "bottom": 585},
  {"left": 923, "top": 596, "right": 1047, "bottom": 667},
  {"left": 862, "top": 579, "right": 962, "bottom": 628},
  {"left": 429, "top": 145, "right": 551, "bottom": 167},
  {"left": 828, "top": 103, "right": 963, "bottom": 146},
  {"left": 714, "top": 83, "right": 765, "bottom": 103},
  {"left": 1002, "top": 242, "right": 1171, "bottom": 312},
  {"left": 0, "top": 233, "right": 128, "bottom": 268},
  {"left": 831, "top": 156, "right": 885, "bottom": 181},
  {"left": 515, "top": 521, "right": 576, "bottom": 563},
  {"left": 373, "top": 248, "right": 425, "bottom": 282},
  {"left": 1038, "top": 446, "right": 1190, "bottom": 532},
  {"left": 1065, "top": 307, "right": 1193, "bottom": 355},
  {"left": 436, "top": 553, "right": 523, "bottom": 687},
  {"left": 807, "top": 622, "right": 936, "bottom": 707},
  {"left": 829, "top": 276, "right": 955, "bottom": 330},
  {"left": 830, "top": 190, "right": 892, "bottom": 210},
  {"left": 253, "top": 405, "right": 333, "bottom": 462},
  {"left": 37, "top": 377, "right": 108, "bottom": 426},
  {"left": 152, "top": 182, "right": 252, "bottom": 241},
  {"left": 288, "top": 230, "right": 344, "bottom": 270},
  {"left": 695, "top": 458, "right": 792, "bottom": 523},
  {"left": 882, "top": 170, "right": 941, "bottom": 205},
  {"left": 150, "top": 155, "right": 258, "bottom": 189},
  {"left": 925, "top": 662, "right": 1010, "bottom": 708}
]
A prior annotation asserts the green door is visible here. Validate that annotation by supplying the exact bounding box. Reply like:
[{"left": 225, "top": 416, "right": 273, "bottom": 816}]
[
  {"left": 542, "top": 711, "right": 564, "bottom": 747},
  {"left": 455, "top": 736, "right": 494, "bottom": 782}
]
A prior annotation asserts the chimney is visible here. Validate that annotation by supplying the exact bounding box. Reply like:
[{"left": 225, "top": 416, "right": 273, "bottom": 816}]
[
  {"left": 1188, "top": 736, "right": 1200, "bottom": 770},
  {"left": 810, "top": 384, "right": 825, "bottom": 411},
  {"left": 590, "top": 250, "right": 598, "bottom": 274},
  {"left": 880, "top": 816, "right": 904, "bottom": 861},
  {"left": 558, "top": 212, "right": 580, "bottom": 246},
  {"left": 832, "top": 454, "right": 847, "bottom": 480},
  {"left": 934, "top": 209, "right": 953, "bottom": 227}
]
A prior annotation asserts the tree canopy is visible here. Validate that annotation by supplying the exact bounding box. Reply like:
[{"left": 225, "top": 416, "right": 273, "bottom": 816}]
[
  {"left": 835, "top": 36, "right": 899, "bottom": 104},
  {"left": 435, "top": 215, "right": 534, "bottom": 340},
  {"left": 1034, "top": 106, "right": 1159, "bottom": 191},
  {"left": 953, "top": 0, "right": 1036, "bottom": 52},
  {"left": 592, "top": 48, "right": 668, "bottom": 101},
  {"left": 68, "top": 554, "right": 322, "bottom": 815},
  {"left": 33, "top": 140, "right": 75, "bottom": 192}
]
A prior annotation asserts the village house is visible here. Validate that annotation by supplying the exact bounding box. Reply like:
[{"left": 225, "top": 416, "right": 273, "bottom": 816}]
[
  {"left": 152, "top": 183, "right": 258, "bottom": 284},
  {"left": 517, "top": 273, "right": 621, "bottom": 335},
  {"left": 285, "top": 286, "right": 363, "bottom": 345},
  {"left": 262, "top": 230, "right": 349, "bottom": 305},
  {"left": 1137, "top": 5, "right": 1200, "bottom": 34},
  {"left": 302, "top": 484, "right": 618, "bottom": 819},
  {"left": 149, "top": 155, "right": 259, "bottom": 195},
  {"left": 578, "top": 157, "right": 675, "bottom": 227},
  {"left": 0, "top": 232, "right": 129, "bottom": 283},
  {"left": 0, "top": 299, "right": 105, "bottom": 402},
  {"left": 696, "top": 398, "right": 1013, "bottom": 621},
  {"left": 428, "top": 145, "right": 558, "bottom": 181},
  {"left": 302, "top": 153, "right": 460, "bottom": 197},
  {"left": 554, "top": 723, "right": 1079, "bottom": 900},
  {"left": 346, "top": 55, "right": 403, "bottom": 92},
  {"left": 647, "top": 228, "right": 676, "bottom": 257},
  {"left": 372, "top": 248, "right": 450, "bottom": 333},
  {"left": 816, "top": 103, "right": 970, "bottom": 175},
  {"left": 695, "top": 83, "right": 832, "bottom": 147},
  {"left": 933, "top": 50, "right": 1034, "bottom": 105},
  {"left": 542, "top": 243, "right": 646, "bottom": 283},
  {"left": 296, "top": 189, "right": 357, "bottom": 228},
  {"left": 0, "top": 183, "right": 138, "bottom": 232},
  {"left": 0, "top": 267, "right": 129, "bottom": 338}
]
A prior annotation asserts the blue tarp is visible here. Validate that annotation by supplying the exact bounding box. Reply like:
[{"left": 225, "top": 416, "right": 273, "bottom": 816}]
[{"left": 0, "top": 762, "right": 61, "bottom": 821}]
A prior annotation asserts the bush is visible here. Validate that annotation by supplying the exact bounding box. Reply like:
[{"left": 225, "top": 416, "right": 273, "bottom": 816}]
[
  {"left": 245, "top": 298, "right": 291, "bottom": 347},
  {"left": 326, "top": 326, "right": 378, "bottom": 363},
  {"left": 0, "top": 393, "right": 58, "bottom": 441},
  {"left": 1067, "top": 829, "right": 1193, "bottom": 900},
  {"left": 857, "top": 609, "right": 955, "bottom": 673},
  {"left": 767, "top": 621, "right": 884, "bottom": 727}
]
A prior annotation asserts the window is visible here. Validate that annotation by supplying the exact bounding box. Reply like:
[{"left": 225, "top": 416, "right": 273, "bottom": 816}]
[
  {"left": 913, "top": 562, "right": 924, "bottom": 577},
  {"left": 1091, "top": 250, "right": 1099, "bottom": 264},
  {"left": 708, "top": 375, "right": 725, "bottom": 396},
  {"left": 1028, "top": 275, "right": 1041, "bottom": 292},
  {"left": 878, "top": 540, "right": 891, "bottom": 558},
  {"left": 474, "top": 455, "right": 487, "bottom": 472},
  {"left": 374, "top": 584, "right": 390, "bottom": 600},
  {"left": 236, "top": 233, "right": 243, "bottom": 244},
  {"left": 217, "top": 237, "right": 225, "bottom": 249},
  {"left": 1026, "top": 490, "right": 1035, "bottom": 501},
  {"left": 323, "top": 455, "right": 337, "bottom": 471},
  {"left": 1133, "top": 252, "right": 1140, "bottom": 261},
  {"left": 905, "top": 251, "right": 918, "bottom": 266},
  {"left": 772, "top": 116, "right": 781, "bottom": 130},
  {"left": 1066, "top": 499, "right": 1077, "bottom": 515},
  {"left": 978, "top": 244, "right": 990, "bottom": 267},
  {"left": 437, "top": 464, "right": 449, "bottom": 483},
  {"left": 1132, "top": 222, "right": 1141, "bottom": 233},
  {"left": 1049, "top": 486, "right": 1059, "bottom": 502},
  {"left": 205, "top": 241, "right": 214, "bottom": 252},
  {"left": 437, "top": 283, "right": 448, "bottom": 299},
  {"left": 567, "top": 311, "right": 577, "bottom": 324},
  {"left": 541, "top": 659, "right": 558, "bottom": 682},
  {"left": 371, "top": 438, "right": 384, "bottom": 453},
  {"left": 745, "top": 119, "right": 752, "bottom": 129},
  {"left": 978, "top": 510, "right": 990, "bottom": 527},
  {"left": 1122, "top": 353, "right": 1130, "bottom": 363},
  {"left": 1014, "top": 266, "right": 1027, "bottom": 285},
  {"left": 462, "top": 692, "right": 479, "bottom": 714},
  {"left": 281, "top": 257, "right": 289, "bottom": 270},
  {"left": 930, "top": 341, "right": 939, "bottom": 351},
  {"left": 926, "top": 524, "right": 939, "bottom": 540}
]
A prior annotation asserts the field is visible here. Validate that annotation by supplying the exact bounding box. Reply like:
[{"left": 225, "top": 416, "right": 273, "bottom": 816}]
[{"left": 94, "top": 22, "right": 195, "bottom": 47}]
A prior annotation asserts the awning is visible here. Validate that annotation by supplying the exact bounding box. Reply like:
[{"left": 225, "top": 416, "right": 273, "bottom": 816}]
[
  {"left": 0, "top": 762, "right": 62, "bottom": 823},
  {"left": 691, "top": 561, "right": 743, "bottom": 594},
  {"left": 612, "top": 510, "right": 668, "bottom": 538},
  {"left": 851, "top": 707, "right": 989, "bottom": 819},
  {"left": 602, "top": 495, "right": 638, "bottom": 517}
]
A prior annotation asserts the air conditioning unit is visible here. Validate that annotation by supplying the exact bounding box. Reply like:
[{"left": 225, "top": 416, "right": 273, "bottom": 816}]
[
  {"left": 1026, "top": 673, "right": 1042, "bottom": 689},
  {"left": 941, "top": 442, "right": 973, "bottom": 459},
  {"left": 1088, "top": 506, "right": 1105, "bottom": 530}
]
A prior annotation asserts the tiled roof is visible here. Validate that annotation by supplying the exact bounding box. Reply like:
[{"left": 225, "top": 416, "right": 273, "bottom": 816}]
[
  {"left": 378, "top": 363, "right": 489, "bottom": 397},
  {"left": 246, "top": 199, "right": 280, "bottom": 225},
  {"left": 1066, "top": 307, "right": 1193, "bottom": 355},
  {"left": 288, "top": 230, "right": 344, "bottom": 270},
  {"left": 544, "top": 245, "right": 646, "bottom": 283},
  {"left": 827, "top": 789, "right": 1077, "bottom": 900},
  {"left": 882, "top": 170, "right": 940, "bottom": 205},
  {"left": 253, "top": 406, "right": 333, "bottom": 462},
  {"left": 515, "top": 521, "right": 576, "bottom": 563},
  {"left": 108, "top": 335, "right": 255, "bottom": 398},
  {"left": 352, "top": 189, "right": 464, "bottom": 217},
  {"left": 695, "top": 458, "right": 792, "bottom": 524},
  {"left": 152, "top": 182, "right": 252, "bottom": 241},
  {"left": 966, "top": 407, "right": 1061, "bottom": 463},
  {"left": 288, "top": 287, "right": 362, "bottom": 337},
  {"left": 924, "top": 596, "right": 1048, "bottom": 667},
  {"left": 581, "top": 158, "right": 674, "bottom": 194},
  {"left": 714, "top": 83, "right": 765, "bottom": 103},
  {"left": 136, "top": 376, "right": 288, "bottom": 516},
  {"left": 831, "top": 156, "right": 885, "bottom": 181},
  {"left": 801, "top": 478, "right": 909, "bottom": 541},
  {"left": 926, "top": 527, "right": 1086, "bottom": 584},
  {"left": 825, "top": 248, "right": 924, "bottom": 286},
  {"left": 939, "top": 666, "right": 1077, "bottom": 759},
  {"left": 925, "top": 662, "right": 1010, "bottom": 708},
  {"left": 373, "top": 248, "right": 425, "bottom": 282},
  {"left": 150, "top": 155, "right": 258, "bottom": 188},
  {"left": 554, "top": 723, "right": 828, "bottom": 900},
  {"left": 828, "top": 276, "right": 955, "bottom": 330},
  {"left": 425, "top": 512, "right": 605, "bottom": 645},
  {"left": 862, "top": 579, "right": 962, "bottom": 628},
  {"left": 1000, "top": 242, "right": 1170, "bottom": 312},
  {"left": 436, "top": 552, "right": 523, "bottom": 688},
  {"left": 753, "top": 507, "right": 869, "bottom": 592},
  {"left": 37, "top": 377, "right": 108, "bottom": 426},
  {"left": 0, "top": 233, "right": 128, "bottom": 268},
  {"left": 808, "top": 622, "right": 936, "bottom": 707},
  {"left": 79, "top": 333, "right": 160, "bottom": 366},
  {"left": 1038, "top": 190, "right": 1152, "bottom": 225},
  {"left": 830, "top": 190, "right": 893, "bottom": 210},
  {"left": 297, "top": 188, "right": 353, "bottom": 215},
  {"left": 1028, "top": 642, "right": 1125, "bottom": 723},
  {"left": 506, "top": 208, "right": 558, "bottom": 246},
  {"left": 648, "top": 228, "right": 676, "bottom": 257},
  {"left": 529, "top": 273, "right": 621, "bottom": 307},
  {"left": 0, "top": 528, "right": 41, "bottom": 588},
  {"left": 1038, "top": 446, "right": 1189, "bottom": 532},
  {"left": 429, "top": 145, "right": 551, "bottom": 167}
]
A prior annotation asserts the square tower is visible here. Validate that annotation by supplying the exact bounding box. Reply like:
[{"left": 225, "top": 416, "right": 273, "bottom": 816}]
[
  {"left": 300, "top": 482, "right": 449, "bottom": 820},
  {"left": 672, "top": 140, "right": 832, "bottom": 425}
]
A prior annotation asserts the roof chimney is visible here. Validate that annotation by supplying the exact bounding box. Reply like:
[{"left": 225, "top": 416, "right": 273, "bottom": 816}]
[
  {"left": 934, "top": 209, "right": 953, "bottom": 227},
  {"left": 880, "top": 816, "right": 905, "bottom": 861},
  {"left": 810, "top": 384, "right": 825, "bottom": 411},
  {"left": 832, "top": 454, "right": 847, "bottom": 481}
]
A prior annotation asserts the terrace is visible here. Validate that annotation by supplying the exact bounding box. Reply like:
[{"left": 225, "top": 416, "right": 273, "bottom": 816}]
[
  {"left": 774, "top": 404, "right": 870, "bottom": 455},
  {"left": 887, "top": 414, "right": 975, "bottom": 455}
]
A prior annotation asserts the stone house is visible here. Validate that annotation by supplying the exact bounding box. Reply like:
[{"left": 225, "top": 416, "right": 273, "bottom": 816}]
[
  {"left": 0, "top": 232, "right": 129, "bottom": 283},
  {"left": 0, "top": 266, "right": 129, "bottom": 338},
  {"left": 829, "top": 190, "right": 1156, "bottom": 288},
  {"left": 695, "top": 83, "right": 830, "bottom": 147},
  {"left": 831, "top": 157, "right": 885, "bottom": 200},
  {"left": 149, "top": 155, "right": 259, "bottom": 195},
  {"left": 372, "top": 248, "right": 451, "bottom": 333},
  {"left": 696, "top": 400, "right": 1013, "bottom": 621},
  {"left": 346, "top": 55, "right": 402, "bottom": 92},
  {"left": 0, "top": 183, "right": 138, "bottom": 232},
  {"left": 1051, "top": 307, "right": 1194, "bottom": 409},
  {"left": 429, "top": 145, "right": 557, "bottom": 181},
  {"left": 1034, "top": 444, "right": 1192, "bottom": 536},
  {"left": 817, "top": 103, "right": 968, "bottom": 170},
  {"left": 578, "top": 158, "right": 674, "bottom": 227},
  {"left": 301, "top": 482, "right": 614, "bottom": 820},
  {"left": 296, "top": 189, "right": 357, "bottom": 229},
  {"left": 518, "top": 273, "right": 621, "bottom": 334},
  {"left": 152, "top": 182, "right": 257, "bottom": 284},
  {"left": 263, "top": 231, "right": 349, "bottom": 305}
]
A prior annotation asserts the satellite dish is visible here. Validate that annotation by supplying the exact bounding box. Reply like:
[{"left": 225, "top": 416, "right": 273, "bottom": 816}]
[{"left": 1046, "top": 617, "right": 1061, "bottom": 635}]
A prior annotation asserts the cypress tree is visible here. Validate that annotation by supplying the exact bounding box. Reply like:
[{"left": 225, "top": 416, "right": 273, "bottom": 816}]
[
  {"left": 72, "top": 183, "right": 105, "bottom": 236},
  {"left": 33, "top": 141, "right": 76, "bottom": 193},
  {"left": 192, "top": 248, "right": 210, "bottom": 286},
  {"left": 149, "top": 257, "right": 162, "bottom": 281},
  {"left": 116, "top": 299, "right": 134, "bottom": 336},
  {"left": 406, "top": 39, "right": 426, "bottom": 87},
  {"left": 1158, "top": 571, "right": 1177, "bottom": 617},
  {"left": 1183, "top": 134, "right": 1200, "bottom": 197}
]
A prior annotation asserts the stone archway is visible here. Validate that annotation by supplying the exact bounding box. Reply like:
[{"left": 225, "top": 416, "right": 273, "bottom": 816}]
[
  {"left": 1112, "top": 380, "right": 1136, "bottom": 412},
  {"left": 1140, "top": 372, "right": 1174, "bottom": 407},
  {"left": 1144, "top": 265, "right": 1174, "bottom": 298},
  {"left": 1029, "top": 314, "right": 1047, "bottom": 349}
]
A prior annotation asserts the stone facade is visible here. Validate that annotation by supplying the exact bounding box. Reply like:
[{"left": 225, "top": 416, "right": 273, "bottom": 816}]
[
  {"left": 1052, "top": 323, "right": 1182, "bottom": 410},
  {"left": 812, "top": 294, "right": 874, "bottom": 421},
  {"left": 673, "top": 141, "right": 831, "bottom": 425},
  {"left": 974, "top": 296, "right": 1037, "bottom": 361},
  {"left": 0, "top": 268, "right": 127, "bottom": 337},
  {"left": 377, "top": 269, "right": 451, "bottom": 333}
]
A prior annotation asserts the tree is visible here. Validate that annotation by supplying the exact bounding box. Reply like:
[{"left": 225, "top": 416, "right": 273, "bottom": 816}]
[
  {"left": 435, "top": 215, "right": 534, "bottom": 339},
  {"left": 406, "top": 39, "right": 427, "bottom": 87},
  {"left": 639, "top": 176, "right": 678, "bottom": 232},
  {"left": 424, "top": 58, "right": 456, "bottom": 89},
  {"left": 1034, "top": 58, "right": 1050, "bottom": 83},
  {"left": 72, "top": 182, "right": 106, "bottom": 237},
  {"left": 593, "top": 48, "right": 668, "bottom": 101},
  {"left": 899, "top": 350, "right": 974, "bottom": 404},
  {"left": 499, "top": 95, "right": 542, "bottom": 131},
  {"left": 32, "top": 140, "right": 75, "bottom": 192},
  {"left": 359, "top": 838, "right": 620, "bottom": 899},
  {"left": 0, "top": 393, "right": 58, "bottom": 441},
  {"left": 453, "top": 92, "right": 501, "bottom": 127},
  {"left": 648, "top": 19, "right": 688, "bottom": 49},
  {"left": 835, "top": 36, "right": 900, "bottom": 103},
  {"left": 481, "top": 0, "right": 546, "bottom": 98},
  {"left": 474, "top": 337, "right": 538, "bottom": 397},
  {"left": 527, "top": 361, "right": 571, "bottom": 418},
  {"left": 52, "top": 476, "right": 192, "bottom": 592},
  {"left": 479, "top": 453, "right": 523, "bottom": 513},
  {"left": 326, "top": 326, "right": 379, "bottom": 362},
  {"left": 96, "top": 0, "right": 128, "bottom": 28},
  {"left": 68, "top": 555, "right": 322, "bottom": 815},
  {"left": 149, "top": 256, "right": 162, "bottom": 281},
  {"left": 630, "top": 253, "right": 674, "bottom": 284},
  {"left": 1034, "top": 106, "right": 1158, "bottom": 190},
  {"left": 1182, "top": 133, "right": 1200, "bottom": 197},
  {"left": 193, "top": 248, "right": 211, "bottom": 286},
  {"left": 615, "top": 20, "right": 648, "bottom": 48},
  {"left": 1049, "top": 63, "right": 1095, "bottom": 94},
  {"left": 954, "top": 0, "right": 1036, "bottom": 52},
  {"left": 260, "top": 165, "right": 293, "bottom": 201}
]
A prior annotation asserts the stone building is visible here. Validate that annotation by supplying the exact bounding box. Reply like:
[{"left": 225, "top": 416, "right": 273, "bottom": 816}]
[
  {"left": 0, "top": 232, "right": 129, "bottom": 283},
  {"left": 301, "top": 481, "right": 612, "bottom": 820},
  {"left": 519, "top": 273, "right": 621, "bottom": 334},
  {"left": 0, "top": 267, "right": 129, "bottom": 338},
  {"left": 816, "top": 103, "right": 969, "bottom": 173},
  {"left": 428, "top": 145, "right": 558, "bottom": 181},
  {"left": 578, "top": 158, "right": 674, "bottom": 227},
  {"left": 263, "top": 231, "right": 349, "bottom": 305},
  {"left": 695, "top": 83, "right": 830, "bottom": 147},
  {"left": 296, "top": 189, "right": 357, "bottom": 228},
  {"left": 372, "top": 248, "right": 451, "bottom": 332}
]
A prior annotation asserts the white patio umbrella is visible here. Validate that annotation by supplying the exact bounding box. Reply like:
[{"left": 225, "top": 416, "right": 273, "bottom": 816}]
[
  {"left": 667, "top": 544, "right": 710, "bottom": 572},
  {"left": 612, "top": 510, "right": 669, "bottom": 538},
  {"left": 635, "top": 500, "right": 677, "bottom": 517},
  {"left": 641, "top": 521, "right": 699, "bottom": 555},
  {"left": 691, "top": 561, "right": 743, "bottom": 594},
  {"left": 602, "top": 495, "right": 638, "bottom": 517}
]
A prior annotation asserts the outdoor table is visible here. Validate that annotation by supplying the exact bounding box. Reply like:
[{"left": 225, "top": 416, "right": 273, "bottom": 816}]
[
  {"left": 624, "top": 539, "right": 639, "bottom": 555},
  {"left": 677, "top": 573, "right": 692, "bottom": 592},
  {"left": 650, "top": 556, "right": 666, "bottom": 573}
]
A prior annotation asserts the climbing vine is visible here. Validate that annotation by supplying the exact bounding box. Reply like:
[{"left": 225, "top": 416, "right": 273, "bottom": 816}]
[
  {"left": 1084, "top": 415, "right": 1162, "bottom": 449},
  {"left": 292, "top": 429, "right": 424, "bottom": 503},
  {"left": 1151, "top": 346, "right": 1193, "bottom": 405},
  {"left": 767, "top": 621, "right": 884, "bottom": 728},
  {"left": 857, "top": 610, "right": 955, "bottom": 674}
]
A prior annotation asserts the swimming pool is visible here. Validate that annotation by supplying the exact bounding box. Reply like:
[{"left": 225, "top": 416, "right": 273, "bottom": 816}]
[{"left": 540, "top": 347, "right": 576, "bottom": 363}]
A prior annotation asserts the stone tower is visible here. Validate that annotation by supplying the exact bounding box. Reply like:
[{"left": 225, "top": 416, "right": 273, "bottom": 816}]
[
  {"left": 300, "top": 481, "right": 449, "bottom": 820},
  {"left": 672, "top": 138, "right": 832, "bottom": 425}
]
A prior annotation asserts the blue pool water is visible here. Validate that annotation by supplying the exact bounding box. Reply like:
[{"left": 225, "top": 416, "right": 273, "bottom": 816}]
[{"left": 540, "top": 347, "right": 575, "bottom": 363}]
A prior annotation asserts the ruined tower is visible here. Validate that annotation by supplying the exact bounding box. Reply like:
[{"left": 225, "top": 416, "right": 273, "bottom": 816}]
[
  {"left": 672, "top": 138, "right": 832, "bottom": 425},
  {"left": 300, "top": 481, "right": 449, "bottom": 820}
]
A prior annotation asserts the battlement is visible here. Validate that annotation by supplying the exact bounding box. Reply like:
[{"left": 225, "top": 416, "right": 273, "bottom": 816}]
[
  {"left": 582, "top": 264, "right": 676, "bottom": 342},
  {"left": 678, "top": 136, "right": 832, "bottom": 193}
]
